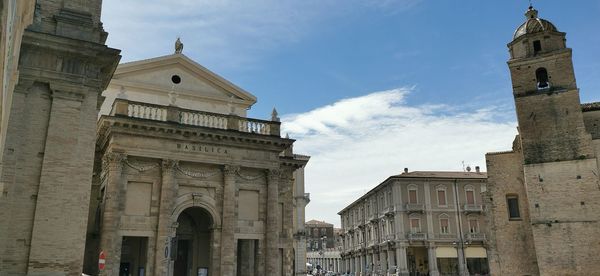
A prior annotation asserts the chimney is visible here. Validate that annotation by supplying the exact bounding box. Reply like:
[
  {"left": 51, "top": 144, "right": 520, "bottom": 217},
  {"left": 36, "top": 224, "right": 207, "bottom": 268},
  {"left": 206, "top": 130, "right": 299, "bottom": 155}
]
[
  {"left": 475, "top": 166, "right": 480, "bottom": 173},
  {"left": 403, "top": 168, "right": 408, "bottom": 174}
]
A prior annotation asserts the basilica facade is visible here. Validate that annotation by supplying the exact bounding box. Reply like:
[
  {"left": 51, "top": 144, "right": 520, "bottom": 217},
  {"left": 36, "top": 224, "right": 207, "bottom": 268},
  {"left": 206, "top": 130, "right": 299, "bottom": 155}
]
[{"left": 81, "top": 53, "right": 310, "bottom": 276}]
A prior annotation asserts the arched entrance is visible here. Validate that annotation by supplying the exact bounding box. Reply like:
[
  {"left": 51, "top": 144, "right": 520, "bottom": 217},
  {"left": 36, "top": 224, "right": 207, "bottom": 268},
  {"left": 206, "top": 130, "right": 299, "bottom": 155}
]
[{"left": 174, "top": 207, "right": 213, "bottom": 276}]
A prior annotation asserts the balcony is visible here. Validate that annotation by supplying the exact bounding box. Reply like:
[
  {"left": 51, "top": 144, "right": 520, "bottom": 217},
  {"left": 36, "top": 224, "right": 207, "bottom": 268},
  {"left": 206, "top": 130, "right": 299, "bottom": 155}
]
[
  {"left": 111, "top": 99, "right": 281, "bottom": 136},
  {"left": 368, "top": 213, "right": 377, "bottom": 222},
  {"left": 382, "top": 234, "right": 396, "bottom": 243},
  {"left": 465, "top": 232, "right": 486, "bottom": 242},
  {"left": 463, "top": 204, "right": 483, "bottom": 213},
  {"left": 407, "top": 232, "right": 427, "bottom": 241},
  {"left": 384, "top": 206, "right": 396, "bottom": 216},
  {"left": 405, "top": 203, "right": 425, "bottom": 213}
]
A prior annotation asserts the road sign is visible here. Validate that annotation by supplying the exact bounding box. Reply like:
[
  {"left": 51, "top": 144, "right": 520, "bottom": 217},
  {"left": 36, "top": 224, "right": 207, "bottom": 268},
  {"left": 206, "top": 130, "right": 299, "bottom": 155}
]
[{"left": 99, "top": 251, "right": 106, "bottom": 271}]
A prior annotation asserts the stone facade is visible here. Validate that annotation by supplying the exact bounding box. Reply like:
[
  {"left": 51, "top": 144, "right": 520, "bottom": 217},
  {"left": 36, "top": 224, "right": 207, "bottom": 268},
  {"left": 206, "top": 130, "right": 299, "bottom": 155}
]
[
  {"left": 485, "top": 6, "right": 600, "bottom": 276},
  {"left": 339, "top": 170, "right": 489, "bottom": 276},
  {"left": 0, "top": 0, "right": 35, "bottom": 164},
  {"left": 81, "top": 52, "right": 309, "bottom": 276},
  {"left": 0, "top": 0, "right": 120, "bottom": 275}
]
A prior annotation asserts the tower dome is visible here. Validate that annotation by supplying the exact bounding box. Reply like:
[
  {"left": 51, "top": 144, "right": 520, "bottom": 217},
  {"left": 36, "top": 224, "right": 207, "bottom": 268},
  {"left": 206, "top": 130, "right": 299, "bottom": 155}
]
[{"left": 513, "top": 6, "right": 558, "bottom": 39}]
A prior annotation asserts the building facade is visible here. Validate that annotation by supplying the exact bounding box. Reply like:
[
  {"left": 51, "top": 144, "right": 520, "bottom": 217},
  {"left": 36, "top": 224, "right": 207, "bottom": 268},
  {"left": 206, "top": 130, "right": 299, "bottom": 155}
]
[
  {"left": 80, "top": 51, "right": 309, "bottom": 276},
  {"left": 339, "top": 170, "right": 489, "bottom": 276},
  {"left": 0, "top": 0, "right": 120, "bottom": 274},
  {"left": 306, "top": 220, "right": 336, "bottom": 251},
  {"left": 305, "top": 220, "right": 343, "bottom": 274},
  {"left": 485, "top": 6, "right": 600, "bottom": 276},
  {"left": 307, "top": 250, "right": 342, "bottom": 274}
]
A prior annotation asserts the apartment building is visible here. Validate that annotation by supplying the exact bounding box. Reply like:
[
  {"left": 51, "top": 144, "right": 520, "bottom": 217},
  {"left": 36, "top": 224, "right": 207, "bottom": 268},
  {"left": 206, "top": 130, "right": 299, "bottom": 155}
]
[{"left": 338, "top": 169, "right": 489, "bottom": 276}]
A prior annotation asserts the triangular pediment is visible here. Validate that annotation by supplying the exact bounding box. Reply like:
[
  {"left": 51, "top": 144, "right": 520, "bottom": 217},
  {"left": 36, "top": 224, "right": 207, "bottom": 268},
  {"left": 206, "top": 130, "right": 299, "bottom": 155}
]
[{"left": 110, "top": 53, "right": 257, "bottom": 106}]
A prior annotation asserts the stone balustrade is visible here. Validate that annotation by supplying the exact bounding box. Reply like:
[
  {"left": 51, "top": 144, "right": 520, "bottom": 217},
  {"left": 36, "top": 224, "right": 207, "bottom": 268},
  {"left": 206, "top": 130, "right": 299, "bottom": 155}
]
[
  {"left": 465, "top": 232, "right": 486, "bottom": 242},
  {"left": 110, "top": 99, "right": 281, "bottom": 136},
  {"left": 463, "top": 204, "right": 484, "bottom": 213},
  {"left": 405, "top": 203, "right": 425, "bottom": 213},
  {"left": 407, "top": 232, "right": 427, "bottom": 241}
]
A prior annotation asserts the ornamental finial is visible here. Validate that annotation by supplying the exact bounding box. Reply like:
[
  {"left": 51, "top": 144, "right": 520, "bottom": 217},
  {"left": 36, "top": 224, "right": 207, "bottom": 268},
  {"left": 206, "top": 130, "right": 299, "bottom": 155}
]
[{"left": 271, "top": 107, "right": 280, "bottom": 122}]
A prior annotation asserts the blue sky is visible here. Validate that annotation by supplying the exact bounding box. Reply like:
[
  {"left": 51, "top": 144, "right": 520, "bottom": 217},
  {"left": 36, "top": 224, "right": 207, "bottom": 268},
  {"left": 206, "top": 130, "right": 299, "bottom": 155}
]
[{"left": 102, "top": 0, "right": 600, "bottom": 226}]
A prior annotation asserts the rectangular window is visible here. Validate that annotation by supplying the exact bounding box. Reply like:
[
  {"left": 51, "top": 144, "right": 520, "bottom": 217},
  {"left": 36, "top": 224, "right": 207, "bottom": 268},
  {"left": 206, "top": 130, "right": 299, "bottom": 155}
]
[
  {"left": 410, "top": 218, "right": 420, "bottom": 233},
  {"left": 440, "top": 218, "right": 449, "bottom": 234},
  {"left": 409, "top": 189, "right": 418, "bottom": 204},
  {"left": 438, "top": 190, "right": 447, "bottom": 206},
  {"left": 533, "top": 40, "right": 542, "bottom": 54},
  {"left": 466, "top": 190, "right": 475, "bottom": 205},
  {"left": 469, "top": 219, "right": 479, "bottom": 233},
  {"left": 507, "top": 195, "right": 521, "bottom": 219}
]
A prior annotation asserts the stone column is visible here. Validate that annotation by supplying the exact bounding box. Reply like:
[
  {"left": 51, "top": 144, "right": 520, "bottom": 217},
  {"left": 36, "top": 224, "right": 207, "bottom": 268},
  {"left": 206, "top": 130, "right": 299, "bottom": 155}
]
[
  {"left": 457, "top": 245, "right": 468, "bottom": 276},
  {"left": 427, "top": 243, "right": 439, "bottom": 276},
  {"left": 154, "top": 159, "right": 178, "bottom": 276},
  {"left": 396, "top": 245, "right": 409, "bottom": 276},
  {"left": 98, "top": 152, "right": 126, "bottom": 276},
  {"left": 266, "top": 169, "right": 281, "bottom": 275},
  {"left": 387, "top": 248, "right": 395, "bottom": 274},
  {"left": 221, "top": 164, "right": 238, "bottom": 275}
]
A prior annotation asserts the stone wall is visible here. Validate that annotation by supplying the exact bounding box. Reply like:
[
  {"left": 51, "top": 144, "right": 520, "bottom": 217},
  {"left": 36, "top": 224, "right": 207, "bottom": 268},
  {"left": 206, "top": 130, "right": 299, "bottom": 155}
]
[
  {"left": 485, "top": 148, "right": 539, "bottom": 276},
  {"left": 523, "top": 159, "right": 600, "bottom": 275}
]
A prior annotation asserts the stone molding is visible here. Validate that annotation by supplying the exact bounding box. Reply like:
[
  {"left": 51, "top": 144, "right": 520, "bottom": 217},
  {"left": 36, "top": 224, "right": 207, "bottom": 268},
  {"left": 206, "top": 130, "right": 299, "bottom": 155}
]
[
  {"left": 124, "top": 159, "right": 159, "bottom": 172},
  {"left": 235, "top": 169, "right": 264, "bottom": 181},
  {"left": 222, "top": 164, "right": 240, "bottom": 175},
  {"left": 103, "top": 152, "right": 126, "bottom": 167},
  {"left": 161, "top": 159, "right": 178, "bottom": 171},
  {"left": 176, "top": 163, "right": 220, "bottom": 179}
]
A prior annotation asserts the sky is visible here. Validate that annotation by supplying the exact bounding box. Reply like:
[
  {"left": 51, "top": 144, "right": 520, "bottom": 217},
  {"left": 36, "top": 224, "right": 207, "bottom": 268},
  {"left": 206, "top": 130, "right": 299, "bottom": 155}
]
[{"left": 102, "top": 0, "right": 600, "bottom": 227}]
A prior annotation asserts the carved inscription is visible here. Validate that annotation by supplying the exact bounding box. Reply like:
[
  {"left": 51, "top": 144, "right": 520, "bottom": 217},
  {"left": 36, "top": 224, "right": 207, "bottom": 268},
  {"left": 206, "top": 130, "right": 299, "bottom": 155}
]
[{"left": 176, "top": 143, "right": 229, "bottom": 155}]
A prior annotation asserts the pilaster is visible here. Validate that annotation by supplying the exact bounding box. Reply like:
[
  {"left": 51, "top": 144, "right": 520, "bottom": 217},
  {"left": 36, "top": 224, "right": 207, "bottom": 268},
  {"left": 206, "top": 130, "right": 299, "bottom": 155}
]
[
  {"left": 154, "top": 159, "right": 178, "bottom": 276},
  {"left": 266, "top": 168, "right": 281, "bottom": 275},
  {"left": 220, "top": 164, "right": 238, "bottom": 275},
  {"left": 396, "top": 245, "right": 409, "bottom": 276},
  {"left": 98, "top": 152, "right": 126, "bottom": 276}
]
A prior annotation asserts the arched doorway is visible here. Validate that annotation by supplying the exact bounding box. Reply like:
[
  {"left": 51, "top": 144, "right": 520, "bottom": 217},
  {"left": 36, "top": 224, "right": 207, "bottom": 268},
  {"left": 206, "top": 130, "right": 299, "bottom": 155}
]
[{"left": 174, "top": 207, "right": 213, "bottom": 276}]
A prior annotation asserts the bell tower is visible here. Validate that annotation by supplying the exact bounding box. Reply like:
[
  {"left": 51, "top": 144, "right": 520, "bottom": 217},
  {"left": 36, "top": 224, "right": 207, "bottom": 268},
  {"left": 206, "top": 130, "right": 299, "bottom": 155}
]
[
  {"left": 507, "top": 6, "right": 600, "bottom": 275},
  {"left": 508, "top": 6, "right": 593, "bottom": 164}
]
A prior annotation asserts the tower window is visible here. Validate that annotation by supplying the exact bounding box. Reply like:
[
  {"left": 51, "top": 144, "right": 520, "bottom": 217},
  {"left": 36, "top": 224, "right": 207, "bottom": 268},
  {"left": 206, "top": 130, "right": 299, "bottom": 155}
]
[
  {"left": 533, "top": 40, "right": 542, "bottom": 55},
  {"left": 536, "top": 68, "right": 550, "bottom": 90},
  {"left": 506, "top": 195, "right": 521, "bottom": 220}
]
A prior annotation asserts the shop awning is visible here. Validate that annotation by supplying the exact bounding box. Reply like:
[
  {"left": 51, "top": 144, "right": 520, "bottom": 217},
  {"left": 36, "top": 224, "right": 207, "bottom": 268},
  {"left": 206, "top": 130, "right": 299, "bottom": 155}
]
[
  {"left": 436, "top": 247, "right": 458, "bottom": 258},
  {"left": 465, "top": 247, "right": 487, "bottom": 258}
]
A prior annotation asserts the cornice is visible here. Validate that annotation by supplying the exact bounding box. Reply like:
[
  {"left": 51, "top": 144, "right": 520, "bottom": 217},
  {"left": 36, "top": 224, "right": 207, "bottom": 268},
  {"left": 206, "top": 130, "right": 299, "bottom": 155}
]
[{"left": 96, "top": 115, "right": 293, "bottom": 154}]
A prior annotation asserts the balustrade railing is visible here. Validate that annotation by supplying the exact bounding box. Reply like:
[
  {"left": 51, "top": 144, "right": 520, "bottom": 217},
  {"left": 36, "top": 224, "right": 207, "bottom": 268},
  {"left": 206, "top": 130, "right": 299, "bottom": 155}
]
[
  {"left": 405, "top": 203, "right": 425, "bottom": 213},
  {"left": 111, "top": 99, "right": 280, "bottom": 136},
  {"left": 463, "top": 204, "right": 484, "bottom": 213},
  {"left": 127, "top": 102, "right": 167, "bottom": 121},
  {"left": 239, "top": 118, "right": 270, "bottom": 135},
  {"left": 465, "top": 232, "right": 486, "bottom": 241},
  {"left": 407, "top": 232, "right": 427, "bottom": 241},
  {"left": 180, "top": 110, "right": 227, "bottom": 129}
]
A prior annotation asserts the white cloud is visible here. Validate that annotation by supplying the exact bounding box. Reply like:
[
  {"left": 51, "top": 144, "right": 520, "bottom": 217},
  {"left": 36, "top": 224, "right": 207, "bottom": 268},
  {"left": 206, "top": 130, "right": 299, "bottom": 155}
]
[
  {"left": 281, "top": 87, "right": 517, "bottom": 227},
  {"left": 101, "top": 0, "right": 423, "bottom": 70}
]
